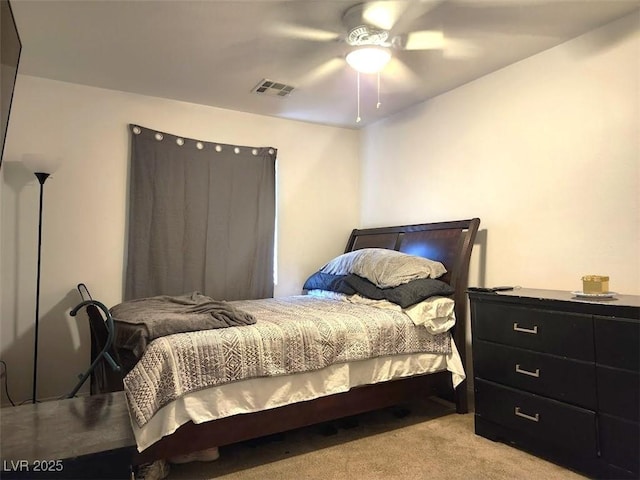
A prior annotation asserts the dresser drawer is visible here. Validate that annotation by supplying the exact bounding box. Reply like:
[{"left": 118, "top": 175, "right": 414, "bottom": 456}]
[
  {"left": 475, "top": 379, "right": 597, "bottom": 456},
  {"left": 597, "top": 366, "right": 640, "bottom": 421},
  {"left": 474, "top": 340, "right": 597, "bottom": 409},
  {"left": 599, "top": 414, "right": 640, "bottom": 475},
  {"left": 595, "top": 316, "right": 640, "bottom": 372},
  {"left": 472, "top": 303, "right": 594, "bottom": 360}
]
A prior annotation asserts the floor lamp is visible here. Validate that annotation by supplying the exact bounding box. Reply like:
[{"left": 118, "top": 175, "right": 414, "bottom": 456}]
[{"left": 23, "top": 154, "right": 61, "bottom": 404}]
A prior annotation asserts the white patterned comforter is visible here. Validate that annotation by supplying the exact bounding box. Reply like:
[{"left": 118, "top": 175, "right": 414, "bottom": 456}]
[{"left": 124, "top": 295, "right": 451, "bottom": 427}]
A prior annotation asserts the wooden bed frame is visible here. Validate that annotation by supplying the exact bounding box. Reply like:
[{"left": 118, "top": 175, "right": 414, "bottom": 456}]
[{"left": 132, "top": 218, "right": 480, "bottom": 464}]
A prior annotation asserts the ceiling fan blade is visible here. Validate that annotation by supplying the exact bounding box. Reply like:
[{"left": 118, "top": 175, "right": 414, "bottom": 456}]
[
  {"left": 388, "top": 0, "right": 446, "bottom": 37},
  {"left": 399, "top": 30, "right": 445, "bottom": 50},
  {"left": 398, "top": 29, "right": 481, "bottom": 58},
  {"left": 297, "top": 57, "right": 345, "bottom": 88},
  {"left": 361, "top": 1, "right": 411, "bottom": 31},
  {"left": 267, "top": 22, "right": 341, "bottom": 43},
  {"left": 442, "top": 37, "right": 482, "bottom": 59},
  {"left": 382, "top": 57, "right": 422, "bottom": 91}
]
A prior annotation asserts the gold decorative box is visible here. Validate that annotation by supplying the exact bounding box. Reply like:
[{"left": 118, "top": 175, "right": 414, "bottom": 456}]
[{"left": 582, "top": 275, "right": 609, "bottom": 294}]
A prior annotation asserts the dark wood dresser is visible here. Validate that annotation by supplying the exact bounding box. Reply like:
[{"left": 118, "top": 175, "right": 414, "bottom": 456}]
[{"left": 468, "top": 288, "right": 640, "bottom": 479}]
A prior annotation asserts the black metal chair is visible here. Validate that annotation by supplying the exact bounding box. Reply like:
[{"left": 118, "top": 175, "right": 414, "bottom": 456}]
[{"left": 67, "top": 284, "right": 122, "bottom": 397}]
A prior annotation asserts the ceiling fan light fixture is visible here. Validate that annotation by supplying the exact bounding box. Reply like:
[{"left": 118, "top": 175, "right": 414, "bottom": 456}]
[{"left": 345, "top": 46, "right": 391, "bottom": 74}]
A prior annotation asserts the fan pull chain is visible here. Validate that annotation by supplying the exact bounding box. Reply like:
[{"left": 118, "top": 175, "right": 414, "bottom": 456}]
[
  {"left": 355, "top": 72, "right": 383, "bottom": 122},
  {"left": 356, "top": 72, "right": 361, "bottom": 123}
]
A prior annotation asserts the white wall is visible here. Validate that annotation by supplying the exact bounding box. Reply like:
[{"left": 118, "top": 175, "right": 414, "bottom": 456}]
[
  {"left": 361, "top": 12, "right": 639, "bottom": 296},
  {"left": 1, "top": 77, "right": 360, "bottom": 403}
]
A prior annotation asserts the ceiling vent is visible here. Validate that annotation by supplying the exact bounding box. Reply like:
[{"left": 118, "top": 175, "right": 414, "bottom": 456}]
[{"left": 252, "top": 79, "right": 295, "bottom": 97}]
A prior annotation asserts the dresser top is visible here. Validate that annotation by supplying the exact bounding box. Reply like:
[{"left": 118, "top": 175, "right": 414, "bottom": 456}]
[
  {"left": 0, "top": 391, "right": 134, "bottom": 461},
  {"left": 468, "top": 288, "right": 640, "bottom": 318},
  {"left": 498, "top": 288, "right": 640, "bottom": 307}
]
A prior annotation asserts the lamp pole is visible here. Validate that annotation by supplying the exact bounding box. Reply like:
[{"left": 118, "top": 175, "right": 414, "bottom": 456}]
[{"left": 32, "top": 172, "right": 50, "bottom": 404}]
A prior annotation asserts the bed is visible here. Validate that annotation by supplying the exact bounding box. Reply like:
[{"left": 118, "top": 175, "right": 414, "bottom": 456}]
[{"left": 107, "top": 218, "right": 480, "bottom": 465}]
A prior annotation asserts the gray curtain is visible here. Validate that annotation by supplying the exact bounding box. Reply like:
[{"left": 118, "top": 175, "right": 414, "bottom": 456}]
[{"left": 125, "top": 125, "right": 276, "bottom": 301}]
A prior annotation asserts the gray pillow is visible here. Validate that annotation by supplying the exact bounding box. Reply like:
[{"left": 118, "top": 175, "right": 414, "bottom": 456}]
[
  {"left": 345, "top": 275, "right": 455, "bottom": 308},
  {"left": 320, "top": 248, "right": 446, "bottom": 288}
]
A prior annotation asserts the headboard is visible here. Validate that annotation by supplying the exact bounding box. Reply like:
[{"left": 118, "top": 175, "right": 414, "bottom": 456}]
[{"left": 345, "top": 218, "right": 481, "bottom": 369}]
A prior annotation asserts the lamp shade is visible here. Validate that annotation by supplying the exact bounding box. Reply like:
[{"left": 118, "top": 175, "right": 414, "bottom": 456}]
[
  {"left": 22, "top": 153, "right": 62, "bottom": 174},
  {"left": 346, "top": 47, "right": 391, "bottom": 74}
]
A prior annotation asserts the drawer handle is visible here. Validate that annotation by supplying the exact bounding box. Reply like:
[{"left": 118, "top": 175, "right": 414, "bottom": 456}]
[
  {"left": 514, "top": 406, "right": 539, "bottom": 422},
  {"left": 515, "top": 364, "right": 540, "bottom": 378},
  {"left": 513, "top": 323, "right": 538, "bottom": 334}
]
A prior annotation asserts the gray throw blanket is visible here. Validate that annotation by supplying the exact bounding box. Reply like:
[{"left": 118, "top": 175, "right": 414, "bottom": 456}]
[{"left": 110, "top": 292, "right": 256, "bottom": 350}]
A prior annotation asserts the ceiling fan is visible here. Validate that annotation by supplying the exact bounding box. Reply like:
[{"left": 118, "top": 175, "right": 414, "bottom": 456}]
[
  {"left": 270, "top": 1, "right": 478, "bottom": 121},
  {"left": 272, "top": 1, "right": 480, "bottom": 74}
]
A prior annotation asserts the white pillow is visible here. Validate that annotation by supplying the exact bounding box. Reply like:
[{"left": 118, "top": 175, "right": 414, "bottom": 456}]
[
  {"left": 403, "top": 296, "right": 456, "bottom": 335},
  {"left": 320, "top": 248, "right": 446, "bottom": 288}
]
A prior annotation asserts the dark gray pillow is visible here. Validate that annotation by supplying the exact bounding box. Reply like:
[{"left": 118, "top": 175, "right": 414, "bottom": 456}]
[
  {"left": 345, "top": 275, "right": 454, "bottom": 308},
  {"left": 302, "top": 272, "right": 356, "bottom": 295}
]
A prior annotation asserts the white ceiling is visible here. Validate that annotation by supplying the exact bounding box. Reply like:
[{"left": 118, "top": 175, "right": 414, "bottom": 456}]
[{"left": 10, "top": 0, "right": 640, "bottom": 129}]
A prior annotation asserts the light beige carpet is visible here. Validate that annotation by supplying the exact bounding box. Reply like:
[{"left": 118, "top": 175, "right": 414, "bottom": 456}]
[{"left": 167, "top": 398, "right": 588, "bottom": 480}]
